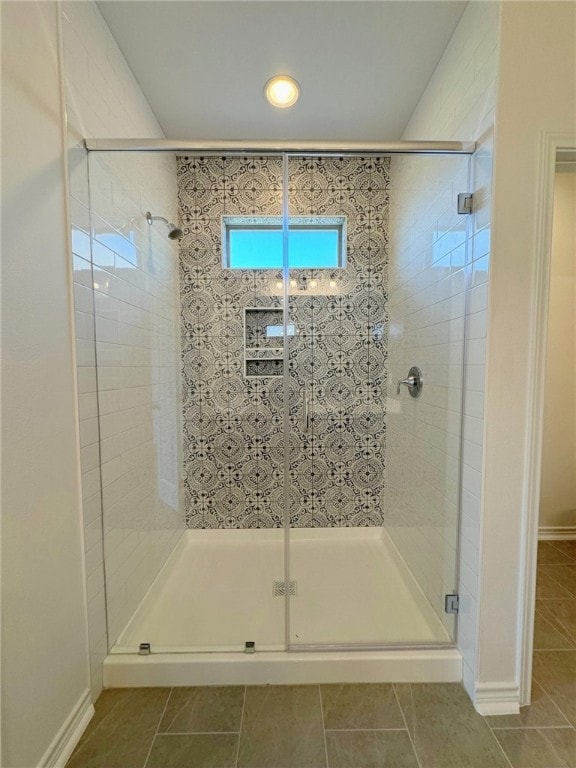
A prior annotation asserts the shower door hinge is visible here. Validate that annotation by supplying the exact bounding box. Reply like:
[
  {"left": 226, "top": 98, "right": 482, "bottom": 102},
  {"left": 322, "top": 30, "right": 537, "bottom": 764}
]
[
  {"left": 457, "top": 193, "right": 473, "bottom": 214},
  {"left": 139, "top": 643, "right": 151, "bottom": 655},
  {"left": 445, "top": 594, "right": 460, "bottom": 614}
]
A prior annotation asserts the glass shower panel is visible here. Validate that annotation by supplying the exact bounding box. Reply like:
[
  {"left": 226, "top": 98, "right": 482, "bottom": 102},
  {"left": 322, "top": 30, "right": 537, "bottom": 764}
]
[
  {"left": 90, "top": 152, "right": 292, "bottom": 654},
  {"left": 87, "top": 151, "right": 185, "bottom": 653},
  {"left": 285, "top": 153, "right": 470, "bottom": 648},
  {"left": 173, "top": 154, "right": 288, "bottom": 651}
]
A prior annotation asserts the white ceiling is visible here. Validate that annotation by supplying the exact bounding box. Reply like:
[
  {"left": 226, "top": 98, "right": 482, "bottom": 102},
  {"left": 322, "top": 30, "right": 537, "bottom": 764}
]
[{"left": 97, "top": 1, "right": 467, "bottom": 141}]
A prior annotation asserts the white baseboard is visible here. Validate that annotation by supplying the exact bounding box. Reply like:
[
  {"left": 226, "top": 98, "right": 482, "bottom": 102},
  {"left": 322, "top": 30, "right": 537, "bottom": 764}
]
[
  {"left": 38, "top": 688, "right": 94, "bottom": 768},
  {"left": 474, "top": 682, "right": 520, "bottom": 716},
  {"left": 538, "top": 525, "right": 576, "bottom": 541}
]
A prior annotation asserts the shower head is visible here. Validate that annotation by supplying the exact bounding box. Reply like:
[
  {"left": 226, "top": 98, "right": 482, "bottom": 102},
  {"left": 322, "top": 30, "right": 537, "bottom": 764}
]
[{"left": 146, "top": 211, "right": 183, "bottom": 241}]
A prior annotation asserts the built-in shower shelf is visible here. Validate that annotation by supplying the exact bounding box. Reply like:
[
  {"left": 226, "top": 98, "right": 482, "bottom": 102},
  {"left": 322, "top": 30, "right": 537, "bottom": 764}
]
[
  {"left": 243, "top": 307, "right": 293, "bottom": 378},
  {"left": 245, "top": 358, "right": 284, "bottom": 378}
]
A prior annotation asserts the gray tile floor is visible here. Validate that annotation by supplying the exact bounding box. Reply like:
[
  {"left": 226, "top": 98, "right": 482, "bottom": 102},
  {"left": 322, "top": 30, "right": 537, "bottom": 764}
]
[{"left": 68, "top": 541, "right": 576, "bottom": 768}]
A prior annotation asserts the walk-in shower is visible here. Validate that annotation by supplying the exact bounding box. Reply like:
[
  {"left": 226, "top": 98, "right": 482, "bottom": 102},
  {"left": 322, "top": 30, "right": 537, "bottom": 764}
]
[{"left": 81, "top": 141, "right": 474, "bottom": 686}]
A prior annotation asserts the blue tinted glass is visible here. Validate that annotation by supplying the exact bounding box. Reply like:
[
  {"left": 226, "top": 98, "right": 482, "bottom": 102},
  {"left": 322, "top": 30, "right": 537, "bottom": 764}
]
[
  {"left": 229, "top": 229, "right": 283, "bottom": 269},
  {"left": 289, "top": 229, "right": 339, "bottom": 268},
  {"left": 228, "top": 228, "right": 340, "bottom": 269}
]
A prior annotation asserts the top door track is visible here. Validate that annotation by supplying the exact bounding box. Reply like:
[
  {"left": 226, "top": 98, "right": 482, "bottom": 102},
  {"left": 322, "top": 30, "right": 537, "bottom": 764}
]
[{"left": 84, "top": 139, "right": 476, "bottom": 155}]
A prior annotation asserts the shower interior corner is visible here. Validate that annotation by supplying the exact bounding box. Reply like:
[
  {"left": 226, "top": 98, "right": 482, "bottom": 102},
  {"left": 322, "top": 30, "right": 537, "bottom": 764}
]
[{"left": 80, "top": 150, "right": 469, "bottom": 686}]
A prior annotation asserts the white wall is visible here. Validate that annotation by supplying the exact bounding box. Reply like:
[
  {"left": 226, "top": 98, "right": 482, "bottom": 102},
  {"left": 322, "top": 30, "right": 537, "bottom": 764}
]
[
  {"left": 1, "top": 3, "right": 91, "bottom": 766},
  {"left": 479, "top": 0, "right": 576, "bottom": 707},
  {"left": 540, "top": 171, "right": 576, "bottom": 530},
  {"left": 384, "top": 0, "right": 499, "bottom": 697},
  {"left": 398, "top": 0, "right": 576, "bottom": 713},
  {"left": 61, "top": 0, "right": 184, "bottom": 698}
]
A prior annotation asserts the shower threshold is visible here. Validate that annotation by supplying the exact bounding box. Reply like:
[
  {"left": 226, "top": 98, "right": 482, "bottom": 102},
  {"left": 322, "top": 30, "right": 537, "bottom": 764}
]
[
  {"left": 103, "top": 648, "right": 461, "bottom": 687},
  {"left": 103, "top": 528, "right": 462, "bottom": 687}
]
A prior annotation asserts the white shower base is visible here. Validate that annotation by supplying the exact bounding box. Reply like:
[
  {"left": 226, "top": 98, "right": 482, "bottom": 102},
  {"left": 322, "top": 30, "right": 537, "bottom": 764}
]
[{"left": 104, "top": 528, "right": 461, "bottom": 687}]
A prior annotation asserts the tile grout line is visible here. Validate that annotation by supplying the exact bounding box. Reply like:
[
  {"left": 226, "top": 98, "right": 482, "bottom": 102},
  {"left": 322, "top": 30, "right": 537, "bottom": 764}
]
[
  {"left": 392, "top": 684, "right": 423, "bottom": 768},
  {"left": 537, "top": 611, "right": 576, "bottom": 648},
  {"left": 538, "top": 567, "right": 576, "bottom": 598},
  {"left": 157, "top": 693, "right": 192, "bottom": 734},
  {"left": 156, "top": 731, "right": 242, "bottom": 736},
  {"left": 533, "top": 649, "right": 576, "bottom": 652},
  {"left": 540, "top": 725, "right": 576, "bottom": 767},
  {"left": 536, "top": 679, "right": 575, "bottom": 725},
  {"left": 318, "top": 685, "right": 330, "bottom": 768},
  {"left": 324, "top": 727, "right": 410, "bottom": 732},
  {"left": 534, "top": 634, "right": 576, "bottom": 651},
  {"left": 489, "top": 725, "right": 575, "bottom": 730},
  {"left": 532, "top": 676, "right": 571, "bottom": 712},
  {"left": 486, "top": 726, "right": 523, "bottom": 768},
  {"left": 538, "top": 557, "right": 575, "bottom": 568},
  {"left": 233, "top": 686, "right": 247, "bottom": 768},
  {"left": 485, "top": 712, "right": 524, "bottom": 768},
  {"left": 537, "top": 597, "right": 576, "bottom": 600},
  {"left": 536, "top": 647, "right": 576, "bottom": 652},
  {"left": 546, "top": 541, "right": 576, "bottom": 562},
  {"left": 142, "top": 688, "right": 173, "bottom": 768},
  {"left": 542, "top": 587, "right": 576, "bottom": 601}
]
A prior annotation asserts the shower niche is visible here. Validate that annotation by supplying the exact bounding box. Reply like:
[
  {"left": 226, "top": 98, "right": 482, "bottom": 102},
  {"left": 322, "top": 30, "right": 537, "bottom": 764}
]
[{"left": 243, "top": 307, "right": 294, "bottom": 378}]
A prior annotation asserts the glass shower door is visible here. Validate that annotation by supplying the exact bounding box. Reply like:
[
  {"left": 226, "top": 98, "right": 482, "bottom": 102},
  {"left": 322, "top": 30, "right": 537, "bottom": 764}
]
[
  {"left": 92, "top": 147, "right": 470, "bottom": 657},
  {"left": 284, "top": 153, "right": 470, "bottom": 648},
  {"left": 93, "top": 151, "right": 293, "bottom": 654},
  {"left": 179, "top": 153, "right": 290, "bottom": 652}
]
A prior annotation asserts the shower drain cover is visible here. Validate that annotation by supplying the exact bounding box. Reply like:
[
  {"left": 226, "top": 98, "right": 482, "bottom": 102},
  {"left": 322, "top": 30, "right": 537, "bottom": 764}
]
[{"left": 273, "top": 580, "right": 297, "bottom": 597}]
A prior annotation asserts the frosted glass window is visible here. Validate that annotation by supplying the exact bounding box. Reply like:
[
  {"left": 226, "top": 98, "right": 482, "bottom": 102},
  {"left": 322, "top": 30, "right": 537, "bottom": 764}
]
[{"left": 223, "top": 216, "right": 346, "bottom": 269}]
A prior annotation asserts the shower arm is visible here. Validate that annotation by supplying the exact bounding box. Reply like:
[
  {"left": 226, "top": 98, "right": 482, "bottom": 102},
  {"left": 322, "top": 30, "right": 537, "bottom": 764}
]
[{"left": 145, "top": 211, "right": 183, "bottom": 241}]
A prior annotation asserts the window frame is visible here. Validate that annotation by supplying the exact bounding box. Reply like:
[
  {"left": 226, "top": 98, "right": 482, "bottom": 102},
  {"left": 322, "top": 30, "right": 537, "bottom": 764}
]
[{"left": 222, "top": 215, "right": 347, "bottom": 270}]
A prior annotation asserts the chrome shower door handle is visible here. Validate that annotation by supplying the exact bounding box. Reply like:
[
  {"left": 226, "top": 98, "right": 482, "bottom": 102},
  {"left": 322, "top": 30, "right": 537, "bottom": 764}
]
[
  {"left": 303, "top": 393, "right": 311, "bottom": 432},
  {"left": 396, "top": 366, "right": 423, "bottom": 398}
]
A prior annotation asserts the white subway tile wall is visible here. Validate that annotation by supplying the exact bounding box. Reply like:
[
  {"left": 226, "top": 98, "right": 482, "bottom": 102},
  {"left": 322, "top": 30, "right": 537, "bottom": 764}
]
[
  {"left": 62, "top": 1, "right": 184, "bottom": 699},
  {"left": 384, "top": 153, "right": 468, "bottom": 641},
  {"left": 385, "top": 1, "right": 499, "bottom": 696}
]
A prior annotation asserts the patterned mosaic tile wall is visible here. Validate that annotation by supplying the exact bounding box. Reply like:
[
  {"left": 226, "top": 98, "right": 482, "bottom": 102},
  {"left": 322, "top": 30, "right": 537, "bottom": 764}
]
[{"left": 178, "top": 156, "right": 389, "bottom": 528}]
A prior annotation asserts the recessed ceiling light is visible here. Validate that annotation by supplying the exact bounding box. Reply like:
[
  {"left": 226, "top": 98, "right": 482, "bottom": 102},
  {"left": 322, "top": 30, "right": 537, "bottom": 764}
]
[{"left": 264, "top": 75, "right": 300, "bottom": 108}]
